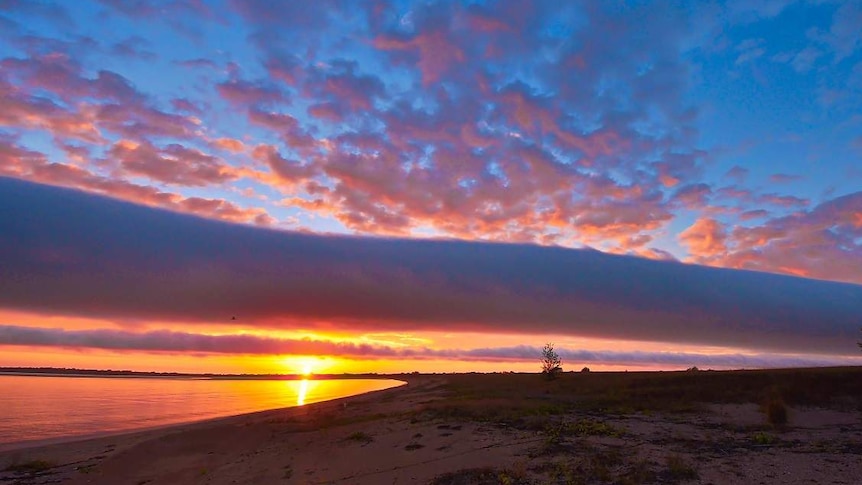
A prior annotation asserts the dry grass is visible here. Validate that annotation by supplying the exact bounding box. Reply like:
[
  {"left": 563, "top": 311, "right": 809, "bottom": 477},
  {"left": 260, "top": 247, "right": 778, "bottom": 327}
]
[
  {"left": 4, "top": 459, "right": 55, "bottom": 474},
  {"left": 417, "top": 367, "right": 862, "bottom": 422},
  {"left": 428, "top": 466, "right": 532, "bottom": 485}
]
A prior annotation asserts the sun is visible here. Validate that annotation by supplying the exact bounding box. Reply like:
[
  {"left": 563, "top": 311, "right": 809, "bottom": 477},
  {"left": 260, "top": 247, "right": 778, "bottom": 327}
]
[{"left": 281, "top": 356, "right": 322, "bottom": 376}]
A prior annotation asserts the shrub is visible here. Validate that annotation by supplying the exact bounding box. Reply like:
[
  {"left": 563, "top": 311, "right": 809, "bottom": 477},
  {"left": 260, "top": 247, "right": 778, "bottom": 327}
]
[
  {"left": 541, "top": 343, "right": 562, "bottom": 379},
  {"left": 752, "top": 431, "right": 776, "bottom": 445},
  {"left": 581, "top": 367, "right": 591, "bottom": 373},
  {"left": 765, "top": 397, "right": 788, "bottom": 427}
]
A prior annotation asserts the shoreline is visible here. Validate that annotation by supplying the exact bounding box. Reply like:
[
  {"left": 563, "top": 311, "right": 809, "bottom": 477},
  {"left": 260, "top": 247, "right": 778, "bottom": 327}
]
[
  {"left": 0, "top": 377, "right": 412, "bottom": 454},
  {"left": 2, "top": 370, "right": 860, "bottom": 484}
]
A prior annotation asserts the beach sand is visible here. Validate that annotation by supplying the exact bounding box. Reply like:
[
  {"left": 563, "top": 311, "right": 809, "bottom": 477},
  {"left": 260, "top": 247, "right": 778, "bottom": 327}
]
[{"left": 1, "top": 371, "right": 860, "bottom": 484}]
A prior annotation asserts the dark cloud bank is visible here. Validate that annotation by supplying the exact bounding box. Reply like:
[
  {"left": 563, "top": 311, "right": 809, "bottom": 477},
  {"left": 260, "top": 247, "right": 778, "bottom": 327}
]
[{"left": 1, "top": 178, "right": 860, "bottom": 355}]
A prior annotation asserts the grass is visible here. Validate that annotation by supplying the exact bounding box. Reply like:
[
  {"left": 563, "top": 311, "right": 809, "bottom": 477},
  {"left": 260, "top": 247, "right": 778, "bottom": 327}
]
[
  {"left": 428, "top": 467, "right": 532, "bottom": 485},
  {"left": 567, "top": 418, "right": 624, "bottom": 437},
  {"left": 752, "top": 431, "right": 776, "bottom": 445},
  {"left": 4, "top": 460, "right": 55, "bottom": 474},
  {"left": 419, "top": 367, "right": 862, "bottom": 422},
  {"left": 344, "top": 431, "right": 373, "bottom": 444},
  {"left": 411, "top": 367, "right": 862, "bottom": 484},
  {"left": 664, "top": 455, "right": 699, "bottom": 481}
]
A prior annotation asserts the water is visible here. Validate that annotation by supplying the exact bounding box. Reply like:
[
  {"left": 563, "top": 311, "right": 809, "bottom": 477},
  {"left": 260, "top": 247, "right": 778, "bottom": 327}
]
[{"left": 0, "top": 375, "right": 404, "bottom": 449}]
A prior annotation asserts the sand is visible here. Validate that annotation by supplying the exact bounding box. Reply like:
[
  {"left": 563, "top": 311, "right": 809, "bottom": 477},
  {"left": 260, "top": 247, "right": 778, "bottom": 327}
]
[{"left": 1, "top": 374, "right": 860, "bottom": 484}]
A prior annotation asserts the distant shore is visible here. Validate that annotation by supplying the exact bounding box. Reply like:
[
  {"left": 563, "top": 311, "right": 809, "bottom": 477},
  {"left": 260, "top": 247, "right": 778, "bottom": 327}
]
[
  {"left": 1, "top": 368, "right": 860, "bottom": 484},
  {"left": 0, "top": 367, "right": 410, "bottom": 380}
]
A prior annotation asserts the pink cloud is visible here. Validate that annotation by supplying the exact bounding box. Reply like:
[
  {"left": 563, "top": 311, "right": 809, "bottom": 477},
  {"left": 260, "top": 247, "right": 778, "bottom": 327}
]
[
  {"left": 107, "top": 140, "right": 238, "bottom": 187},
  {"left": 374, "top": 30, "right": 465, "bottom": 86},
  {"left": 681, "top": 193, "right": 862, "bottom": 285},
  {"left": 217, "top": 79, "right": 287, "bottom": 108},
  {"left": 0, "top": 138, "right": 271, "bottom": 226},
  {"left": 679, "top": 218, "right": 729, "bottom": 260}
]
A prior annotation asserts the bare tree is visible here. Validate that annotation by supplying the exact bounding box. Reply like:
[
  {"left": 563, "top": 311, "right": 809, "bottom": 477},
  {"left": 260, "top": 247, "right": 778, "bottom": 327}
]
[{"left": 541, "top": 343, "right": 562, "bottom": 379}]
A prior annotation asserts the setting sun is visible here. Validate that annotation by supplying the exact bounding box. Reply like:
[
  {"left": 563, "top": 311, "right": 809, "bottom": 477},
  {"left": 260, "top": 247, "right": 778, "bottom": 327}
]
[{"left": 281, "top": 356, "right": 326, "bottom": 377}]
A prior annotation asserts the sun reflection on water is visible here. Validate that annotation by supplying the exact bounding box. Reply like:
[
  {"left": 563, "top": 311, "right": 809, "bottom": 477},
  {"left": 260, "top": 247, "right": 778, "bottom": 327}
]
[{"left": 297, "top": 379, "right": 308, "bottom": 406}]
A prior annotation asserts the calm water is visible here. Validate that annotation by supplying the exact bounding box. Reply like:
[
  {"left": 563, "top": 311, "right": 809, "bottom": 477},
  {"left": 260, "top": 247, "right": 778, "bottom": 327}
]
[{"left": 0, "top": 375, "right": 404, "bottom": 449}]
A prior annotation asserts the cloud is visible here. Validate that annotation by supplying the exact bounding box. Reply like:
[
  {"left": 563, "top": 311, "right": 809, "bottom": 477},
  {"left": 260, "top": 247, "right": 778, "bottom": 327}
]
[
  {"left": 0, "top": 0, "right": 859, "bottom": 298},
  {"left": 107, "top": 139, "right": 238, "bottom": 187},
  {"left": 1, "top": 178, "right": 860, "bottom": 357},
  {"left": 2, "top": 325, "right": 858, "bottom": 369},
  {"left": 0, "top": 140, "right": 272, "bottom": 226},
  {"left": 683, "top": 191, "right": 862, "bottom": 285},
  {"left": 769, "top": 173, "right": 803, "bottom": 184},
  {"left": 679, "top": 218, "right": 728, "bottom": 260}
]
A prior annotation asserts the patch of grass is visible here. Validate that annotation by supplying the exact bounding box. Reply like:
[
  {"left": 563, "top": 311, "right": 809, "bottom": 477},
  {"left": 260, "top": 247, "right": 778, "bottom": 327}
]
[
  {"left": 404, "top": 442, "right": 425, "bottom": 451},
  {"left": 4, "top": 459, "right": 55, "bottom": 474},
  {"left": 283, "top": 464, "right": 293, "bottom": 479},
  {"left": 663, "top": 455, "right": 698, "bottom": 482},
  {"left": 429, "top": 367, "right": 862, "bottom": 420},
  {"left": 344, "top": 431, "right": 373, "bottom": 444},
  {"left": 533, "top": 418, "right": 624, "bottom": 457},
  {"left": 752, "top": 431, "right": 776, "bottom": 445},
  {"left": 568, "top": 418, "right": 624, "bottom": 437},
  {"left": 428, "top": 466, "right": 532, "bottom": 485},
  {"left": 418, "top": 397, "right": 568, "bottom": 428}
]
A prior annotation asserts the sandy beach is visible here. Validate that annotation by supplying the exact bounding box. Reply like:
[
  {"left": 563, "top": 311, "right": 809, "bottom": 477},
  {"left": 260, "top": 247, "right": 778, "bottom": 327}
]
[{"left": 1, "top": 370, "right": 861, "bottom": 485}]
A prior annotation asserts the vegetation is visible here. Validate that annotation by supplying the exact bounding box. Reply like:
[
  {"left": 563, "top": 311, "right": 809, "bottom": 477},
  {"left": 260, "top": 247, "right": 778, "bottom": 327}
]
[
  {"left": 752, "top": 431, "right": 776, "bottom": 445},
  {"left": 764, "top": 396, "right": 789, "bottom": 427},
  {"left": 540, "top": 343, "right": 562, "bottom": 379},
  {"left": 344, "top": 431, "right": 374, "bottom": 444},
  {"left": 664, "top": 455, "right": 699, "bottom": 481},
  {"left": 418, "top": 367, "right": 862, "bottom": 425},
  {"left": 429, "top": 467, "right": 531, "bottom": 485},
  {"left": 4, "top": 460, "right": 55, "bottom": 474}
]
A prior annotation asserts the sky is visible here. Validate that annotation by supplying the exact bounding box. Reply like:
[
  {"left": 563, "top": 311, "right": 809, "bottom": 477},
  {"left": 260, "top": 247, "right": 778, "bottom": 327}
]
[{"left": 0, "top": 0, "right": 861, "bottom": 374}]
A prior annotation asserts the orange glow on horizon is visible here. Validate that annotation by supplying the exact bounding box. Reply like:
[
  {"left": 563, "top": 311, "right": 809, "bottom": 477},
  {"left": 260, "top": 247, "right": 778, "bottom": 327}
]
[{"left": 3, "top": 308, "right": 859, "bottom": 374}]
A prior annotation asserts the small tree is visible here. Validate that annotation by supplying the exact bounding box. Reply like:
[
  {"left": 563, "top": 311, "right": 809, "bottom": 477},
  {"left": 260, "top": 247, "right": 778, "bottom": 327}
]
[{"left": 541, "top": 343, "right": 562, "bottom": 379}]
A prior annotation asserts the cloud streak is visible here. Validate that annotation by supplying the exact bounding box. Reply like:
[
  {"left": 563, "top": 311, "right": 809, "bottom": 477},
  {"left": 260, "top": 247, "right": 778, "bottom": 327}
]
[
  {"left": 2, "top": 325, "right": 857, "bottom": 370},
  {"left": 1, "top": 178, "right": 860, "bottom": 356}
]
